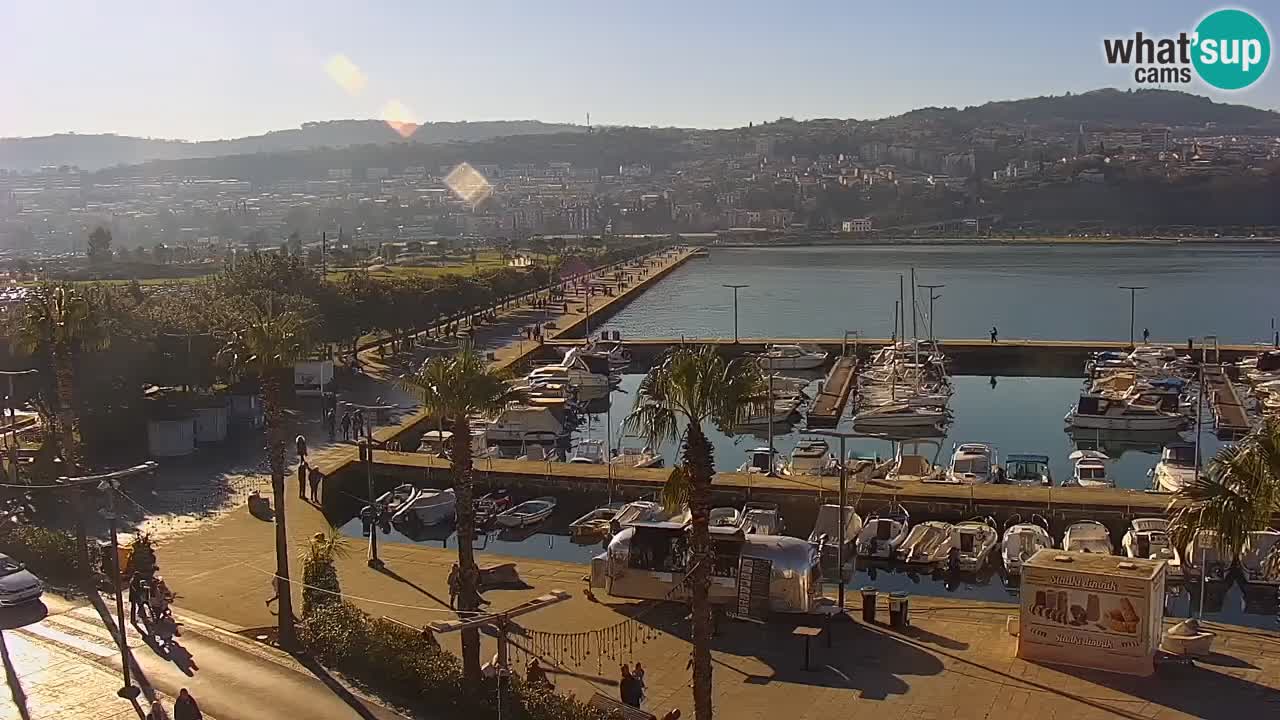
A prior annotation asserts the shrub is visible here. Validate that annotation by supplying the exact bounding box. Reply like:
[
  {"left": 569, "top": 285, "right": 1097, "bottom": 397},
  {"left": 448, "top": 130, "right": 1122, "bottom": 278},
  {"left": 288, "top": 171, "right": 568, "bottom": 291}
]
[
  {"left": 0, "top": 525, "right": 94, "bottom": 589},
  {"left": 301, "top": 531, "right": 345, "bottom": 615}
]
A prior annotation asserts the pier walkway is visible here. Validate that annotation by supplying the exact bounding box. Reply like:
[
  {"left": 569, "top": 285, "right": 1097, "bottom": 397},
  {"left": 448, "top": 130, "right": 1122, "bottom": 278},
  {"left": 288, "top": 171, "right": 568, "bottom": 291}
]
[
  {"left": 807, "top": 356, "right": 858, "bottom": 426},
  {"left": 1203, "top": 364, "right": 1253, "bottom": 438}
]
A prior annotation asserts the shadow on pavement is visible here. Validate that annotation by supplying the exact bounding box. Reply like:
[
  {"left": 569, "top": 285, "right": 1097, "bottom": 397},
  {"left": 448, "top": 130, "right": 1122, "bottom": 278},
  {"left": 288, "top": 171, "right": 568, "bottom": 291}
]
[
  {"left": 375, "top": 566, "right": 452, "bottom": 610},
  {"left": 293, "top": 653, "right": 384, "bottom": 720},
  {"left": 0, "top": 601, "right": 48, "bottom": 630},
  {"left": 1057, "top": 659, "right": 1279, "bottom": 718},
  {"left": 0, "top": 630, "right": 31, "bottom": 720}
]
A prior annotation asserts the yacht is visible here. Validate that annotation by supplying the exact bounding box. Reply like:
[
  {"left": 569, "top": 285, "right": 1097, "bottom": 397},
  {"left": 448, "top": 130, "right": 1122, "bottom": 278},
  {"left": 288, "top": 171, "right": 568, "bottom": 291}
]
[
  {"left": 1064, "top": 392, "right": 1186, "bottom": 431},
  {"left": 1002, "top": 453, "right": 1053, "bottom": 486},
  {"left": 567, "top": 439, "right": 607, "bottom": 464},
  {"left": 1062, "top": 521, "right": 1114, "bottom": 554},
  {"left": 898, "top": 521, "right": 955, "bottom": 565},
  {"left": 952, "top": 519, "right": 999, "bottom": 572},
  {"left": 756, "top": 344, "right": 829, "bottom": 370},
  {"left": 1183, "top": 531, "right": 1231, "bottom": 582},
  {"left": 1001, "top": 520, "right": 1053, "bottom": 576},
  {"left": 393, "top": 488, "right": 457, "bottom": 526},
  {"left": 886, "top": 440, "right": 943, "bottom": 481},
  {"left": 609, "top": 445, "right": 664, "bottom": 469},
  {"left": 785, "top": 439, "right": 839, "bottom": 476},
  {"left": 1065, "top": 450, "right": 1114, "bottom": 488},
  {"left": 527, "top": 361, "right": 610, "bottom": 391},
  {"left": 738, "top": 447, "right": 784, "bottom": 475},
  {"left": 1240, "top": 529, "right": 1280, "bottom": 586},
  {"left": 1121, "top": 518, "right": 1181, "bottom": 578},
  {"left": 853, "top": 402, "right": 948, "bottom": 429},
  {"left": 1150, "top": 442, "right": 1200, "bottom": 494},
  {"left": 940, "top": 442, "right": 998, "bottom": 485},
  {"left": 856, "top": 504, "right": 910, "bottom": 559},
  {"left": 495, "top": 497, "right": 558, "bottom": 528},
  {"left": 486, "top": 404, "right": 566, "bottom": 443}
]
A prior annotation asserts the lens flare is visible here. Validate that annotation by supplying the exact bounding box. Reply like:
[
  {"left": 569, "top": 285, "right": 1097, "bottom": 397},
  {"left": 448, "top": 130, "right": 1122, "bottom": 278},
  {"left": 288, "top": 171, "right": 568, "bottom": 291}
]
[
  {"left": 445, "top": 162, "right": 493, "bottom": 205},
  {"left": 324, "top": 54, "right": 367, "bottom": 95},
  {"left": 380, "top": 99, "right": 419, "bottom": 138}
]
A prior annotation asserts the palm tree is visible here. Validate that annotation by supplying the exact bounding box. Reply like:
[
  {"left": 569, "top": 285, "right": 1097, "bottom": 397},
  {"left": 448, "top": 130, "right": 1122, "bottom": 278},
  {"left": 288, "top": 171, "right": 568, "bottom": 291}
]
[
  {"left": 398, "top": 351, "right": 526, "bottom": 683},
  {"left": 622, "top": 345, "right": 764, "bottom": 720},
  {"left": 1169, "top": 417, "right": 1280, "bottom": 571},
  {"left": 218, "top": 299, "right": 309, "bottom": 650}
]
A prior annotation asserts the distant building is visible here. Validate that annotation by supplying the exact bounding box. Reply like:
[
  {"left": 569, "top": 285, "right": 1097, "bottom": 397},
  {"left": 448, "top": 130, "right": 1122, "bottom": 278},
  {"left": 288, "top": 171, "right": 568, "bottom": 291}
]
[{"left": 841, "top": 217, "right": 872, "bottom": 233}]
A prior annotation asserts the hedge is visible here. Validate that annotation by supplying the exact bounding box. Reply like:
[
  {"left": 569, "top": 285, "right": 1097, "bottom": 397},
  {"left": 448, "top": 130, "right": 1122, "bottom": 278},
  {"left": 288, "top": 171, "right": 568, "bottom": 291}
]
[{"left": 0, "top": 525, "right": 95, "bottom": 590}]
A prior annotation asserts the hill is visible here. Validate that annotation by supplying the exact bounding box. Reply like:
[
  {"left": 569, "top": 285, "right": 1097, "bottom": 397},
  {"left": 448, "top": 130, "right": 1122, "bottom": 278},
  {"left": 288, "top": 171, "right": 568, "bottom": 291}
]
[{"left": 0, "top": 119, "right": 584, "bottom": 171}]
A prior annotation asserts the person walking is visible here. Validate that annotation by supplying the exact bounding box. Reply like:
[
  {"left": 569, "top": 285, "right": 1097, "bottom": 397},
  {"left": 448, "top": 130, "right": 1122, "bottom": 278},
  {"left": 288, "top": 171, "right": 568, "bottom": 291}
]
[
  {"left": 128, "top": 572, "right": 147, "bottom": 625},
  {"left": 619, "top": 664, "right": 638, "bottom": 707},
  {"left": 990, "top": 326, "right": 999, "bottom": 343},
  {"left": 295, "top": 434, "right": 308, "bottom": 461},
  {"left": 296, "top": 460, "right": 308, "bottom": 500},
  {"left": 1143, "top": 328, "right": 1150, "bottom": 343},
  {"left": 341, "top": 412, "right": 352, "bottom": 442},
  {"left": 447, "top": 563, "right": 461, "bottom": 609},
  {"left": 173, "top": 689, "right": 202, "bottom": 720},
  {"left": 353, "top": 409, "right": 365, "bottom": 440},
  {"left": 632, "top": 662, "right": 646, "bottom": 704}
]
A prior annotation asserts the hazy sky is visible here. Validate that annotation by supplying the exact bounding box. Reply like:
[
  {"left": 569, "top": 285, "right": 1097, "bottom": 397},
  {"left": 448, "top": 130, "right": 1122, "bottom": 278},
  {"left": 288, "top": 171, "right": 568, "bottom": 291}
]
[{"left": 4, "top": 0, "right": 1278, "bottom": 139}]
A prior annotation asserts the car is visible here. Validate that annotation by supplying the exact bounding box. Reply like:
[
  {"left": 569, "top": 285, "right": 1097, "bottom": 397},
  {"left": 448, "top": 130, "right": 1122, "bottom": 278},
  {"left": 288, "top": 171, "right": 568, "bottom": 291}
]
[{"left": 0, "top": 553, "right": 44, "bottom": 606}]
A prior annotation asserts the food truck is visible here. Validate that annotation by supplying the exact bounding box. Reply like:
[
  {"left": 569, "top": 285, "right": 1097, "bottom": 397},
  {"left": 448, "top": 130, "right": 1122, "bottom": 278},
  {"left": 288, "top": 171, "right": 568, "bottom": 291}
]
[{"left": 1018, "top": 549, "right": 1166, "bottom": 676}]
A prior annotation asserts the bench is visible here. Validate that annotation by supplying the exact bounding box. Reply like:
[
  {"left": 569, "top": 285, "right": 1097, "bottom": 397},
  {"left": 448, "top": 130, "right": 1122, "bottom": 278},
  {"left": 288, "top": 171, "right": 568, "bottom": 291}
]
[{"left": 587, "top": 693, "right": 655, "bottom": 720}]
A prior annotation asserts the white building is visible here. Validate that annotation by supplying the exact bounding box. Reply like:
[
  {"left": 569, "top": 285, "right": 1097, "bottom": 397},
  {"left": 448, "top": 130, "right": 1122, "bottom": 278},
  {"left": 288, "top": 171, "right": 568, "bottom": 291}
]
[{"left": 841, "top": 217, "right": 872, "bottom": 233}]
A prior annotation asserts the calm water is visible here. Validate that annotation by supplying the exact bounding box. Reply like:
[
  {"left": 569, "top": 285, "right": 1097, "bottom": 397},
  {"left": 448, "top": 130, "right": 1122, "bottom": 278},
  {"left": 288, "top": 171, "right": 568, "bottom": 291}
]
[{"left": 597, "top": 244, "right": 1280, "bottom": 343}]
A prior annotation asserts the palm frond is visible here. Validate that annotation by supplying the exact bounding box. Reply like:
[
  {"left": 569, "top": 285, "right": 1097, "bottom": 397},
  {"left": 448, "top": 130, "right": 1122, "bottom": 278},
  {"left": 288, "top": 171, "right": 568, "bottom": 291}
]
[
  {"left": 662, "top": 465, "right": 693, "bottom": 512},
  {"left": 397, "top": 350, "right": 527, "bottom": 422}
]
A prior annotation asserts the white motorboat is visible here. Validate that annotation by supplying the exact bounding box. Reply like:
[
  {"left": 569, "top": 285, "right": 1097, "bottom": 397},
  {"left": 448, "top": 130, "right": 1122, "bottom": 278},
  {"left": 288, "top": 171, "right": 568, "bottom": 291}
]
[
  {"left": 419, "top": 429, "right": 498, "bottom": 460},
  {"left": 898, "top": 521, "right": 955, "bottom": 565},
  {"left": 580, "top": 340, "right": 632, "bottom": 370},
  {"left": 785, "top": 439, "right": 839, "bottom": 476},
  {"left": 1003, "top": 453, "right": 1053, "bottom": 486},
  {"left": 756, "top": 343, "right": 829, "bottom": 370},
  {"left": 765, "top": 374, "right": 813, "bottom": 394},
  {"left": 1001, "top": 520, "right": 1053, "bottom": 576},
  {"left": 1064, "top": 392, "right": 1186, "bottom": 431},
  {"left": 1065, "top": 450, "right": 1114, "bottom": 488},
  {"left": 375, "top": 483, "right": 420, "bottom": 517},
  {"left": 940, "top": 442, "right": 998, "bottom": 485},
  {"left": 1150, "top": 442, "right": 1200, "bottom": 494},
  {"left": 738, "top": 395, "right": 803, "bottom": 426},
  {"left": 611, "top": 500, "right": 666, "bottom": 528},
  {"left": 856, "top": 504, "right": 910, "bottom": 559},
  {"left": 738, "top": 447, "right": 784, "bottom": 475},
  {"left": 569, "top": 504, "right": 623, "bottom": 539},
  {"left": 1183, "top": 531, "right": 1231, "bottom": 582},
  {"left": 952, "top": 519, "right": 999, "bottom": 572},
  {"left": 854, "top": 402, "right": 948, "bottom": 428},
  {"left": 393, "top": 487, "right": 457, "bottom": 526},
  {"left": 516, "top": 431, "right": 560, "bottom": 461},
  {"left": 527, "top": 363, "right": 610, "bottom": 391},
  {"left": 1240, "top": 529, "right": 1280, "bottom": 586},
  {"left": 486, "top": 404, "right": 566, "bottom": 443},
  {"left": 740, "top": 501, "right": 784, "bottom": 535},
  {"left": 567, "top": 439, "right": 607, "bottom": 464},
  {"left": 1062, "top": 520, "right": 1113, "bottom": 554},
  {"left": 808, "top": 504, "right": 864, "bottom": 548},
  {"left": 495, "top": 497, "right": 558, "bottom": 528},
  {"left": 1121, "top": 517, "right": 1181, "bottom": 578},
  {"left": 609, "top": 445, "right": 665, "bottom": 469},
  {"left": 709, "top": 507, "right": 743, "bottom": 528},
  {"left": 886, "top": 440, "right": 943, "bottom": 481}
]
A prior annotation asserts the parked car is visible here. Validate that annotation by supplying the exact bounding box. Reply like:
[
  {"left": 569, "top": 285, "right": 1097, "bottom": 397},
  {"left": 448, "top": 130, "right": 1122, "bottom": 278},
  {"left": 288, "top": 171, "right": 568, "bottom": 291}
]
[{"left": 0, "top": 553, "right": 44, "bottom": 606}]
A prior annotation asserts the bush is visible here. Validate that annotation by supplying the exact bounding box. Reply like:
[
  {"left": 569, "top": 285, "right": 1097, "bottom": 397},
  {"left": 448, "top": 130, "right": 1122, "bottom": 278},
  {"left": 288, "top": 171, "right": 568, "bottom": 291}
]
[{"left": 0, "top": 525, "right": 94, "bottom": 589}]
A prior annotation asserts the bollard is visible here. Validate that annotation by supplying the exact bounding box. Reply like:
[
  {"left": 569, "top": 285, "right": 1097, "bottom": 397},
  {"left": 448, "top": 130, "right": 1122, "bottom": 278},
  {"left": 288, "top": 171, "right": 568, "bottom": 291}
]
[
  {"left": 888, "top": 591, "right": 910, "bottom": 629},
  {"left": 860, "top": 587, "right": 877, "bottom": 623}
]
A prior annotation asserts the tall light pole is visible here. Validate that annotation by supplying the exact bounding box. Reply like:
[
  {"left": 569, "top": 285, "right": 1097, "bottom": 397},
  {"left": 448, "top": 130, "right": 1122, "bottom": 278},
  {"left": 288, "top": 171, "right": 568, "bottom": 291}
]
[
  {"left": 1, "top": 369, "right": 38, "bottom": 483},
  {"left": 1119, "top": 286, "right": 1147, "bottom": 348},
  {"left": 918, "top": 284, "right": 944, "bottom": 341},
  {"left": 722, "top": 284, "right": 748, "bottom": 343},
  {"left": 809, "top": 428, "right": 861, "bottom": 612}
]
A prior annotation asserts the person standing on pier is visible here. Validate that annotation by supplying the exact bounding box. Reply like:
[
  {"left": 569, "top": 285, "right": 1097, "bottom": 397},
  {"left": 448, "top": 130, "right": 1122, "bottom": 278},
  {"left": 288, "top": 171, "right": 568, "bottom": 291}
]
[
  {"left": 990, "top": 326, "right": 999, "bottom": 343},
  {"left": 1143, "top": 328, "right": 1150, "bottom": 343}
]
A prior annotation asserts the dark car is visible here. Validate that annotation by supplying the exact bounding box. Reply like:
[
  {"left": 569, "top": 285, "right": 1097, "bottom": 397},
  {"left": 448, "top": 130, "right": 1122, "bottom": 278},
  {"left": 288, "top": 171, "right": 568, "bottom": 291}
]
[{"left": 0, "top": 553, "right": 43, "bottom": 606}]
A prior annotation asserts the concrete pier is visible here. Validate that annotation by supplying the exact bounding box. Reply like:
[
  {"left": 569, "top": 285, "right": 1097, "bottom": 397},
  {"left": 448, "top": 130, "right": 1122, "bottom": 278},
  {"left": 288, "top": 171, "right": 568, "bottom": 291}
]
[{"left": 807, "top": 356, "right": 857, "bottom": 426}]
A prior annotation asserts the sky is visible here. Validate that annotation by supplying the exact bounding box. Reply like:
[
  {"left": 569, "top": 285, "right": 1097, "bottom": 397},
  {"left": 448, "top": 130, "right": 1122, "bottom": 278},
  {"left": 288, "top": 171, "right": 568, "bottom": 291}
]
[{"left": 3, "top": 0, "right": 1278, "bottom": 140}]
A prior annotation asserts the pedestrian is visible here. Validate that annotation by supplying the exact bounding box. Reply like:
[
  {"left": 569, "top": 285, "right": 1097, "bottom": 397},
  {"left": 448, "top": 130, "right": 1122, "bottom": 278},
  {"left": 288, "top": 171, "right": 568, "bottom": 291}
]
[
  {"left": 1143, "top": 327, "right": 1150, "bottom": 343},
  {"left": 341, "top": 412, "right": 352, "bottom": 442},
  {"left": 297, "top": 461, "right": 308, "bottom": 500},
  {"left": 173, "top": 688, "right": 202, "bottom": 720},
  {"left": 632, "top": 662, "right": 646, "bottom": 703},
  {"left": 128, "top": 572, "right": 147, "bottom": 625},
  {"left": 353, "top": 409, "right": 365, "bottom": 440},
  {"left": 447, "top": 563, "right": 461, "bottom": 609},
  {"left": 308, "top": 465, "right": 323, "bottom": 503},
  {"left": 145, "top": 700, "right": 168, "bottom": 720},
  {"left": 619, "top": 664, "right": 637, "bottom": 706},
  {"left": 990, "top": 326, "right": 999, "bottom": 343},
  {"left": 295, "top": 434, "right": 308, "bottom": 461},
  {"left": 326, "top": 408, "right": 336, "bottom": 442}
]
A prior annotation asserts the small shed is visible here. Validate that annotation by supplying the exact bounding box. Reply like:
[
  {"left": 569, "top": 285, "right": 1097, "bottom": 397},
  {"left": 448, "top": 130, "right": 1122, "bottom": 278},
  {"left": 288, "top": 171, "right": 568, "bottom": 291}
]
[
  {"left": 1018, "top": 549, "right": 1166, "bottom": 676},
  {"left": 147, "top": 417, "right": 197, "bottom": 458}
]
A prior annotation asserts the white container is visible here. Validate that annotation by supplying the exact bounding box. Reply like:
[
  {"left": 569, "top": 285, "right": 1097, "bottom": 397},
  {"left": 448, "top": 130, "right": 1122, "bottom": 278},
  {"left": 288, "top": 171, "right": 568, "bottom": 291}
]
[
  {"left": 148, "top": 418, "right": 197, "bottom": 457},
  {"left": 194, "top": 404, "right": 230, "bottom": 443}
]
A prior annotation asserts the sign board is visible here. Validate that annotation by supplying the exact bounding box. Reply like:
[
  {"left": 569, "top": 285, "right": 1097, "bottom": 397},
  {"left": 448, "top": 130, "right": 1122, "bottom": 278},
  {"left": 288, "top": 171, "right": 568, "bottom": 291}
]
[
  {"left": 734, "top": 556, "right": 772, "bottom": 623},
  {"left": 1017, "top": 550, "right": 1165, "bottom": 676}
]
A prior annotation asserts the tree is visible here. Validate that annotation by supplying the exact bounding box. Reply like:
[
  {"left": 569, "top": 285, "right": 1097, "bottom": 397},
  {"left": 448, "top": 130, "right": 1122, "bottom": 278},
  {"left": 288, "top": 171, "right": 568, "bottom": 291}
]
[
  {"left": 87, "top": 226, "right": 112, "bottom": 264},
  {"left": 397, "top": 352, "right": 526, "bottom": 682},
  {"left": 217, "top": 298, "right": 310, "bottom": 649},
  {"left": 622, "top": 346, "right": 763, "bottom": 720}
]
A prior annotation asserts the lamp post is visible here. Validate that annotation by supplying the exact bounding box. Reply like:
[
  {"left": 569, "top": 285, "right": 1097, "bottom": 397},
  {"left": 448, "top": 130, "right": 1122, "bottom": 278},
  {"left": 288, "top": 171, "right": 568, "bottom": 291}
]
[
  {"left": 362, "top": 440, "right": 384, "bottom": 569},
  {"left": 918, "top": 284, "right": 944, "bottom": 341},
  {"left": 1119, "top": 286, "right": 1147, "bottom": 348},
  {"left": 722, "top": 284, "right": 748, "bottom": 343},
  {"left": 809, "top": 428, "right": 861, "bottom": 612}
]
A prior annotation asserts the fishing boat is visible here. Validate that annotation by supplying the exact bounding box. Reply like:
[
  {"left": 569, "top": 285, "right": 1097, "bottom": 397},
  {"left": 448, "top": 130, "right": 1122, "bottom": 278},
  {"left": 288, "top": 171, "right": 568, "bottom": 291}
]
[
  {"left": 393, "top": 487, "right": 457, "bottom": 526},
  {"left": 898, "top": 521, "right": 955, "bottom": 565},
  {"left": 569, "top": 504, "right": 624, "bottom": 540},
  {"left": 495, "top": 497, "right": 558, "bottom": 528},
  {"left": 853, "top": 402, "right": 948, "bottom": 429},
  {"left": 1002, "top": 453, "right": 1053, "bottom": 486},
  {"left": 756, "top": 344, "right": 828, "bottom": 370},
  {"left": 785, "top": 439, "right": 839, "bottom": 476},
  {"left": 1062, "top": 521, "right": 1113, "bottom": 554},
  {"left": 709, "top": 507, "right": 743, "bottom": 528},
  {"left": 1183, "top": 531, "right": 1230, "bottom": 582},
  {"left": 1240, "top": 530, "right": 1280, "bottom": 586},
  {"left": 952, "top": 519, "right": 999, "bottom": 572},
  {"left": 609, "top": 445, "right": 665, "bottom": 469},
  {"left": 740, "top": 501, "right": 784, "bottom": 535},
  {"left": 940, "top": 442, "right": 999, "bottom": 485},
  {"left": 1001, "top": 518, "right": 1052, "bottom": 576},
  {"left": 567, "top": 439, "right": 607, "bottom": 464},
  {"left": 1064, "top": 392, "right": 1186, "bottom": 431},
  {"left": 375, "top": 483, "right": 420, "bottom": 517},
  {"left": 1121, "top": 517, "right": 1181, "bottom": 578},
  {"left": 1065, "top": 450, "right": 1115, "bottom": 488},
  {"left": 1150, "top": 442, "right": 1200, "bottom": 494},
  {"left": 856, "top": 504, "right": 910, "bottom": 559},
  {"left": 886, "top": 440, "right": 943, "bottom": 481},
  {"left": 738, "top": 447, "right": 784, "bottom": 475}
]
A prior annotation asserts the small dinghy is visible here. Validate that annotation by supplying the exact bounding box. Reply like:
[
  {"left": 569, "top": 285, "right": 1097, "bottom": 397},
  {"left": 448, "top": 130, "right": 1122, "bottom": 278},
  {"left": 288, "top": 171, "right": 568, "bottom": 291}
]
[{"left": 496, "top": 497, "right": 558, "bottom": 528}]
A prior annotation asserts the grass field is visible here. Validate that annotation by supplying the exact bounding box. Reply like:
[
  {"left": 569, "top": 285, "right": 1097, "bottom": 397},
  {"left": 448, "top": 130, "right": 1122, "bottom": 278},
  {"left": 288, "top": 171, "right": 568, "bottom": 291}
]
[{"left": 326, "top": 253, "right": 514, "bottom": 281}]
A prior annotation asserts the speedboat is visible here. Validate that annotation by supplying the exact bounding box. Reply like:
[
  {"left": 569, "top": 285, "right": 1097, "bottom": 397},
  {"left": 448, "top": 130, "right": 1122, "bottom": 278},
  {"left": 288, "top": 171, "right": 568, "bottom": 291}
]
[
  {"left": 375, "top": 483, "right": 419, "bottom": 517},
  {"left": 854, "top": 402, "right": 948, "bottom": 428},
  {"left": 856, "top": 504, "right": 910, "bottom": 559},
  {"left": 610, "top": 444, "right": 664, "bottom": 469},
  {"left": 569, "top": 504, "right": 623, "bottom": 539},
  {"left": 952, "top": 518, "right": 999, "bottom": 571},
  {"left": 1121, "top": 517, "right": 1181, "bottom": 578},
  {"left": 740, "top": 501, "right": 784, "bottom": 535},
  {"left": 1002, "top": 453, "right": 1053, "bottom": 486},
  {"left": 1183, "top": 531, "right": 1230, "bottom": 582},
  {"left": 785, "top": 439, "right": 839, "bottom": 476},
  {"left": 567, "top": 439, "right": 607, "bottom": 464},
  {"left": 738, "top": 447, "right": 783, "bottom": 475},
  {"left": 580, "top": 340, "right": 632, "bottom": 370},
  {"left": 709, "top": 507, "right": 743, "bottom": 528},
  {"left": 1062, "top": 521, "right": 1113, "bottom": 554},
  {"left": 941, "top": 442, "right": 998, "bottom": 485},
  {"left": 898, "top": 521, "right": 955, "bottom": 565},
  {"left": 1150, "top": 442, "right": 1200, "bottom": 493},
  {"left": 495, "top": 497, "right": 558, "bottom": 528},
  {"left": 1065, "top": 450, "right": 1114, "bottom": 488},
  {"left": 756, "top": 344, "right": 828, "bottom": 370},
  {"left": 1064, "top": 392, "right": 1186, "bottom": 431},
  {"left": 1240, "top": 529, "right": 1280, "bottom": 586},
  {"left": 393, "top": 487, "right": 457, "bottom": 526},
  {"left": 1001, "top": 520, "right": 1053, "bottom": 576},
  {"left": 610, "top": 500, "right": 666, "bottom": 529}
]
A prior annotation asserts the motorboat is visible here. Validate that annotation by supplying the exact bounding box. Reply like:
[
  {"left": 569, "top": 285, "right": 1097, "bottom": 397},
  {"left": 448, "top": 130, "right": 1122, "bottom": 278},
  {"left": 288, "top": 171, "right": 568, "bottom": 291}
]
[
  {"left": 527, "top": 363, "right": 610, "bottom": 392},
  {"left": 856, "top": 504, "right": 910, "bottom": 559},
  {"left": 419, "top": 429, "right": 498, "bottom": 459},
  {"left": 1003, "top": 453, "right": 1053, "bottom": 486},
  {"left": 756, "top": 344, "right": 828, "bottom": 370},
  {"left": 1150, "top": 442, "right": 1200, "bottom": 494},
  {"left": 393, "top": 487, "right": 457, "bottom": 526},
  {"left": 854, "top": 402, "right": 948, "bottom": 429},
  {"left": 1061, "top": 521, "right": 1113, "bottom": 554},
  {"left": 1240, "top": 529, "right": 1280, "bottom": 586},
  {"left": 475, "top": 490, "right": 513, "bottom": 520},
  {"left": 580, "top": 340, "right": 632, "bottom": 370},
  {"left": 764, "top": 374, "right": 814, "bottom": 394},
  {"left": 738, "top": 447, "right": 784, "bottom": 476},
  {"left": 567, "top": 439, "right": 607, "bottom": 464},
  {"left": 569, "top": 504, "right": 624, "bottom": 539},
  {"left": 1064, "top": 392, "right": 1186, "bottom": 431},
  {"left": 375, "top": 483, "right": 420, "bottom": 517},
  {"left": 709, "top": 507, "right": 743, "bottom": 528},
  {"left": 952, "top": 519, "right": 999, "bottom": 572},
  {"left": 941, "top": 442, "right": 998, "bottom": 485},
  {"left": 1065, "top": 450, "right": 1114, "bottom": 488},
  {"left": 495, "top": 497, "right": 558, "bottom": 528},
  {"left": 808, "top": 504, "right": 863, "bottom": 549},
  {"left": 610, "top": 500, "right": 666, "bottom": 529},
  {"left": 740, "top": 501, "right": 784, "bottom": 535},
  {"left": 486, "top": 404, "right": 566, "bottom": 443},
  {"left": 886, "top": 440, "right": 943, "bottom": 481},
  {"left": 1121, "top": 517, "right": 1181, "bottom": 578},
  {"left": 897, "top": 521, "right": 955, "bottom": 565},
  {"left": 738, "top": 395, "right": 803, "bottom": 426},
  {"left": 1183, "top": 531, "right": 1230, "bottom": 582},
  {"left": 609, "top": 445, "right": 665, "bottom": 469},
  {"left": 1001, "top": 519, "right": 1053, "bottom": 576},
  {"left": 785, "top": 439, "right": 839, "bottom": 476}
]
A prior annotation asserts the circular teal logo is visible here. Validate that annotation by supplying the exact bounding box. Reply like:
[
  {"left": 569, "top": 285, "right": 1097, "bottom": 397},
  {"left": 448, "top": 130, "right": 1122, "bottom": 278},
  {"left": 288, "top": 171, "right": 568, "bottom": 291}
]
[{"left": 1192, "top": 9, "right": 1271, "bottom": 90}]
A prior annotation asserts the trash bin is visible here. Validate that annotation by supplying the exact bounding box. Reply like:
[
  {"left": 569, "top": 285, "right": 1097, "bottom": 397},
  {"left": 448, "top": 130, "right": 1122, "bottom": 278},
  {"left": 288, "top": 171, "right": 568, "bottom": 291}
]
[
  {"left": 888, "top": 591, "right": 910, "bottom": 629},
  {"left": 860, "top": 587, "right": 877, "bottom": 623}
]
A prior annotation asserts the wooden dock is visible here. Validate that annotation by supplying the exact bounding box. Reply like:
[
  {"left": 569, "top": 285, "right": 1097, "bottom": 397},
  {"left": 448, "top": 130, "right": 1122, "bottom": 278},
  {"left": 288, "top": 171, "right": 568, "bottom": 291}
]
[
  {"left": 1203, "top": 364, "right": 1253, "bottom": 438},
  {"left": 807, "top": 356, "right": 857, "bottom": 427}
]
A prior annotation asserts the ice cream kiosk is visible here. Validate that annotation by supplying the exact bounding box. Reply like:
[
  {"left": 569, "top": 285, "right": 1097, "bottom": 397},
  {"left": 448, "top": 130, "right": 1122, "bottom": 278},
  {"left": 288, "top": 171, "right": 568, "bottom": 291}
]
[{"left": 1018, "top": 549, "right": 1166, "bottom": 676}]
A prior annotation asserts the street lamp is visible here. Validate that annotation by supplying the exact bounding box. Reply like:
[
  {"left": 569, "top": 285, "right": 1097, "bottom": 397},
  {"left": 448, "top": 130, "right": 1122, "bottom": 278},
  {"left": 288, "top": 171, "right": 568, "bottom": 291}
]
[
  {"left": 1119, "top": 286, "right": 1147, "bottom": 348},
  {"left": 808, "top": 428, "right": 863, "bottom": 612},
  {"left": 722, "top": 284, "right": 749, "bottom": 343},
  {"left": 918, "top": 285, "right": 944, "bottom": 341}
]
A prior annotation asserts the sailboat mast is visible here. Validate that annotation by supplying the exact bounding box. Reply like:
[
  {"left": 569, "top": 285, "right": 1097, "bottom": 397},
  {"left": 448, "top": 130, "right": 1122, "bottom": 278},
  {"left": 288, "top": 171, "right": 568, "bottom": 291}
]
[
  {"left": 910, "top": 268, "right": 917, "bottom": 341},
  {"left": 898, "top": 275, "right": 906, "bottom": 344},
  {"left": 767, "top": 356, "right": 775, "bottom": 474}
]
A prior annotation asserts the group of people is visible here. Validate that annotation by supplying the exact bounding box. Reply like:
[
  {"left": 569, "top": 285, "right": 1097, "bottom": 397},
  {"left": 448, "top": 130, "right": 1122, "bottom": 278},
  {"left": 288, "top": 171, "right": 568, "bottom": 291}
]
[
  {"left": 619, "top": 662, "right": 646, "bottom": 708},
  {"left": 340, "top": 407, "right": 367, "bottom": 442},
  {"left": 145, "top": 688, "right": 202, "bottom": 720},
  {"left": 295, "top": 435, "right": 323, "bottom": 503},
  {"left": 128, "top": 570, "right": 175, "bottom": 628}
]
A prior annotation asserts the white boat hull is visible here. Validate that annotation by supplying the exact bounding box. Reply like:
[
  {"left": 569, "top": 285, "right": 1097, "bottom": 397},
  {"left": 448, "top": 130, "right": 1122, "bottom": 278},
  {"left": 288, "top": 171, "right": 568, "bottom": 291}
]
[{"left": 1066, "top": 409, "right": 1186, "bottom": 431}]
